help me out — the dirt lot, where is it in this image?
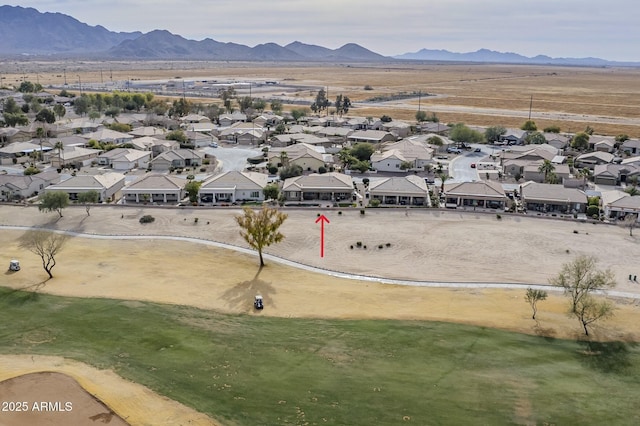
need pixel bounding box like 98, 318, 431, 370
2, 204, 640, 425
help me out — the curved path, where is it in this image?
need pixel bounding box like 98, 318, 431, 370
4, 225, 638, 300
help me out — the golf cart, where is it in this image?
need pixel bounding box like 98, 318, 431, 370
254, 295, 264, 310
9, 260, 20, 272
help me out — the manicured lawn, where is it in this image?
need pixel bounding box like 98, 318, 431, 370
1, 286, 639, 425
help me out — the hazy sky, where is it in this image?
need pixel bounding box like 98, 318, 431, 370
7, 0, 640, 61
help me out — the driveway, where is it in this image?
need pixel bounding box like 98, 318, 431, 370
201, 145, 261, 172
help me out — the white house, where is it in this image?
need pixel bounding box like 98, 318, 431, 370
198, 171, 269, 204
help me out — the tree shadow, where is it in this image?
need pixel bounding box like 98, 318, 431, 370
576, 340, 637, 374
221, 266, 277, 312
0, 279, 48, 305
533, 322, 557, 342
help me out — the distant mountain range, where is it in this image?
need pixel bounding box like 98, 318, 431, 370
393, 48, 638, 66
0, 5, 636, 66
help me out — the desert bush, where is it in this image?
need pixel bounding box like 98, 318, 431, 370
139, 215, 155, 224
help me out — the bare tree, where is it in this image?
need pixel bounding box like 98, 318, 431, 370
525, 288, 548, 320
235, 206, 287, 267
549, 255, 616, 336
77, 190, 100, 216
20, 231, 69, 279
619, 213, 638, 237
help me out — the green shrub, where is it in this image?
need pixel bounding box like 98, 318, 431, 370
496, 214, 502, 220
586, 205, 599, 217
139, 215, 155, 224
369, 199, 381, 207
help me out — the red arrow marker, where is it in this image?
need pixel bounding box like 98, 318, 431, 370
315, 214, 330, 258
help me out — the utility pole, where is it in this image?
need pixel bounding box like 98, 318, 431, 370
418, 90, 422, 112
63, 68, 67, 86
528, 95, 533, 121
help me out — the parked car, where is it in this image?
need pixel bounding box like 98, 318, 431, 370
424, 177, 435, 184
209, 142, 218, 148
470, 163, 476, 168
446, 147, 462, 154
474, 147, 482, 153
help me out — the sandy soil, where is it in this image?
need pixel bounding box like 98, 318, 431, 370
0, 356, 217, 426
2, 204, 640, 425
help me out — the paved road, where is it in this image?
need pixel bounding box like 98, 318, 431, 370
4, 225, 638, 300
201, 145, 261, 172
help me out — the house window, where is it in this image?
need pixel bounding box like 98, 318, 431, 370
250, 191, 260, 198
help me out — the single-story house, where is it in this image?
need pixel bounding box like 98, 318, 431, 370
443, 181, 508, 210
373, 138, 434, 171
544, 133, 570, 150
129, 136, 179, 155
347, 130, 396, 144
370, 150, 408, 172
121, 174, 186, 204
522, 162, 570, 183
0, 174, 47, 201
382, 121, 412, 138
83, 128, 134, 145
149, 149, 204, 170
218, 112, 247, 127
0, 141, 49, 165
368, 175, 430, 206
45, 172, 125, 202
270, 133, 331, 148
621, 139, 640, 155
593, 163, 640, 186
180, 114, 212, 124
575, 151, 615, 169
602, 191, 640, 220
520, 182, 587, 214
592, 138, 615, 153
96, 148, 152, 171
198, 171, 269, 204
129, 126, 167, 138
44, 135, 90, 149
282, 172, 353, 202
47, 146, 102, 168
268, 143, 332, 172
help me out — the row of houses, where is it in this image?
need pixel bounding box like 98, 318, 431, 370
4, 171, 430, 207
4, 166, 638, 221
443, 180, 640, 219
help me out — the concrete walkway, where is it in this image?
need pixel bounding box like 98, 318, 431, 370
4, 225, 638, 300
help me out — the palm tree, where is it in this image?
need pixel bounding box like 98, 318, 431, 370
577, 167, 592, 190
35, 127, 45, 163
538, 160, 555, 183
437, 172, 450, 194
279, 151, 289, 168
54, 141, 64, 170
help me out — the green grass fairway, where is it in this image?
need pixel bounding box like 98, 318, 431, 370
2, 286, 639, 425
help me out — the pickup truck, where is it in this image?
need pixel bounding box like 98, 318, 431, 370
446, 147, 462, 154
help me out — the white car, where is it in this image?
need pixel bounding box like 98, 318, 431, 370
209, 142, 218, 148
